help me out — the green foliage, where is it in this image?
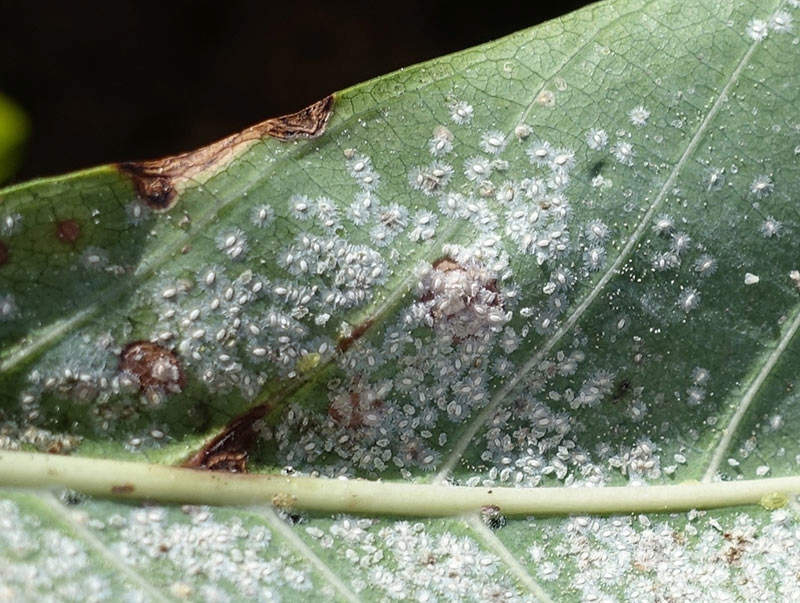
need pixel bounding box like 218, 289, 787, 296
0, 93, 28, 184
2, 0, 800, 599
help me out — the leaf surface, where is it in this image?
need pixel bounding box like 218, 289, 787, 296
2, 0, 800, 600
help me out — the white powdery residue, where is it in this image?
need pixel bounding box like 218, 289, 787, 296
408, 161, 453, 195
586, 128, 608, 150
1, 212, 22, 235
479, 129, 506, 155
0, 499, 122, 600
102, 505, 314, 599
547, 512, 800, 601
416, 256, 509, 342
608, 437, 661, 479
750, 174, 774, 198
320, 519, 522, 601
746, 18, 769, 41
677, 287, 700, 313
0, 292, 19, 321
769, 11, 793, 34
628, 105, 650, 127
760, 216, 782, 238
612, 140, 635, 165
450, 100, 474, 124
428, 125, 454, 156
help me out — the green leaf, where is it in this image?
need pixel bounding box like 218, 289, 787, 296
2, 0, 800, 600
0, 93, 29, 184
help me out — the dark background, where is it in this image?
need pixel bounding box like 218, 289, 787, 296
2, 1, 593, 181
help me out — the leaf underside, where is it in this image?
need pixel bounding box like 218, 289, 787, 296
2, 0, 800, 600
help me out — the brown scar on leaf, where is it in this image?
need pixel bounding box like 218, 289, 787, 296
0, 240, 8, 267
271, 492, 298, 509
183, 403, 271, 472
56, 219, 81, 244
431, 256, 461, 272
110, 483, 135, 494
336, 318, 374, 353
118, 94, 334, 211
119, 341, 185, 397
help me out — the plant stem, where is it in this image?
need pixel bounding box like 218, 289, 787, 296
1, 450, 798, 517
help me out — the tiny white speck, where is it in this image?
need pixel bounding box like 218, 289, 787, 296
746, 18, 769, 41
744, 273, 759, 285
628, 105, 650, 127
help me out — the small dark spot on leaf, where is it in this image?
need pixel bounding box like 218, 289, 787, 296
56, 219, 81, 244
111, 483, 135, 494
480, 505, 506, 530
612, 377, 632, 403
59, 489, 86, 505
589, 159, 605, 178
119, 341, 184, 397
0, 240, 8, 267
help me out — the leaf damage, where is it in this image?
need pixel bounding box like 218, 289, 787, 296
117, 95, 334, 211
182, 403, 271, 472
119, 341, 185, 401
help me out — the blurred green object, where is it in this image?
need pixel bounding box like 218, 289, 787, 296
0, 93, 29, 184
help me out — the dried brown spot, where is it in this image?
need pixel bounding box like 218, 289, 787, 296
0, 240, 8, 267
420, 257, 503, 343
431, 256, 461, 272
119, 341, 184, 397
111, 483, 135, 494
328, 388, 383, 429
271, 493, 297, 509
183, 403, 271, 472
56, 219, 81, 244
722, 532, 750, 565
336, 318, 374, 353
118, 95, 334, 211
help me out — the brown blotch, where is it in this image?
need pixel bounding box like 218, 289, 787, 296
328, 388, 383, 429
0, 240, 8, 266
56, 219, 81, 244
722, 532, 750, 565
118, 95, 334, 211
119, 341, 185, 396
183, 403, 271, 472
431, 256, 461, 272
336, 318, 374, 353
422, 256, 501, 305
111, 483, 135, 494
271, 492, 298, 509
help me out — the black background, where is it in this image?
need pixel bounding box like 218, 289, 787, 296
2, 1, 593, 181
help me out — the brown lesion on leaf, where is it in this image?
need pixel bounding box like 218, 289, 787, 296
722, 531, 751, 565
182, 403, 271, 472
336, 318, 374, 353
271, 492, 298, 509
430, 256, 461, 273
110, 483, 135, 494
117, 94, 334, 211
119, 341, 185, 402
56, 219, 81, 244
0, 240, 8, 267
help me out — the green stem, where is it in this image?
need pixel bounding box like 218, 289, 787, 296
1, 450, 797, 517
